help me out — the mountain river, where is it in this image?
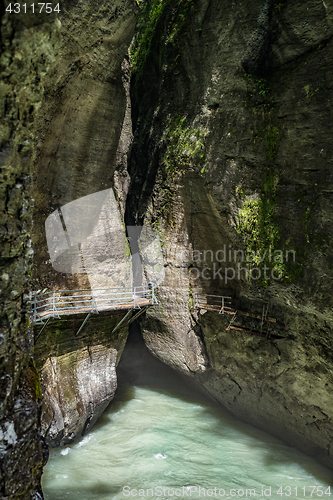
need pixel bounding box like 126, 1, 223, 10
42, 331, 333, 500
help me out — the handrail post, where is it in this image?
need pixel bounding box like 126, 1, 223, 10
133, 287, 137, 308
34, 294, 37, 322
53, 292, 55, 316
92, 289, 95, 312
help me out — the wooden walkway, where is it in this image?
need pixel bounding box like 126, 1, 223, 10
195, 294, 235, 314
195, 293, 276, 338
31, 284, 158, 337
36, 297, 151, 320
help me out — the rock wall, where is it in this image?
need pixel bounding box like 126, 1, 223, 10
34, 313, 128, 447
30, 0, 138, 448
0, 4, 60, 498
1, 0, 139, 492
127, 0, 333, 468
32, 0, 138, 292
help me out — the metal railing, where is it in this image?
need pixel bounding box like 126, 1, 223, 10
195, 294, 233, 314
31, 283, 158, 324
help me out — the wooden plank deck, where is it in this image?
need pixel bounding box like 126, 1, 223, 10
36, 297, 151, 320
197, 303, 236, 314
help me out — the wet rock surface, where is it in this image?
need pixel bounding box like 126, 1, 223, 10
1, 0, 137, 494
34, 313, 129, 447
3, 0, 333, 494
35, 311, 128, 447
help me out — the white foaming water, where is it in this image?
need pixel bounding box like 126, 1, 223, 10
42, 333, 333, 500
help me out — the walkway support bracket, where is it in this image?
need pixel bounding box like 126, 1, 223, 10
76, 312, 92, 337
112, 309, 133, 334
34, 317, 51, 344
128, 307, 147, 325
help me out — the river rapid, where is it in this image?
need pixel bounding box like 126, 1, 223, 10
42, 331, 333, 500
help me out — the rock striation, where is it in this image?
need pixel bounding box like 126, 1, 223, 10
32, 0, 138, 292
34, 313, 128, 447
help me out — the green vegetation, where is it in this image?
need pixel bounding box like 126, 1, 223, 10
236, 169, 286, 283
237, 199, 261, 264
244, 73, 274, 110
149, 116, 205, 229
236, 172, 327, 283
274, 1, 287, 12
265, 126, 279, 160
162, 116, 205, 176
243, 72, 279, 156
28, 358, 42, 400
232, 185, 249, 198
303, 84, 314, 100
153, 186, 175, 228
240, 73, 298, 282
130, 0, 197, 74
125, 236, 131, 258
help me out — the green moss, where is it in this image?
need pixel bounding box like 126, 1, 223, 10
125, 236, 131, 258
162, 116, 205, 177
244, 73, 274, 111
237, 173, 315, 283
237, 199, 261, 263
130, 0, 196, 74
130, 0, 168, 74
232, 185, 249, 197
284, 245, 307, 280
303, 84, 314, 100
236, 169, 286, 283
265, 126, 279, 160
28, 358, 42, 400
244, 73, 280, 163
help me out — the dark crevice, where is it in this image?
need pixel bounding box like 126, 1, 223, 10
242, 0, 275, 77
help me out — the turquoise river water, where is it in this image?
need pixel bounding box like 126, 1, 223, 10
42, 332, 333, 500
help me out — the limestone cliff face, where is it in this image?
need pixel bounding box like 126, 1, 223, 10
127, 0, 333, 468
32, 0, 138, 292
0, 6, 60, 498
30, 0, 138, 448
34, 314, 128, 447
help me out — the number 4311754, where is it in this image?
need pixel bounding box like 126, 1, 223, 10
6, 3, 61, 13
277, 486, 331, 496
